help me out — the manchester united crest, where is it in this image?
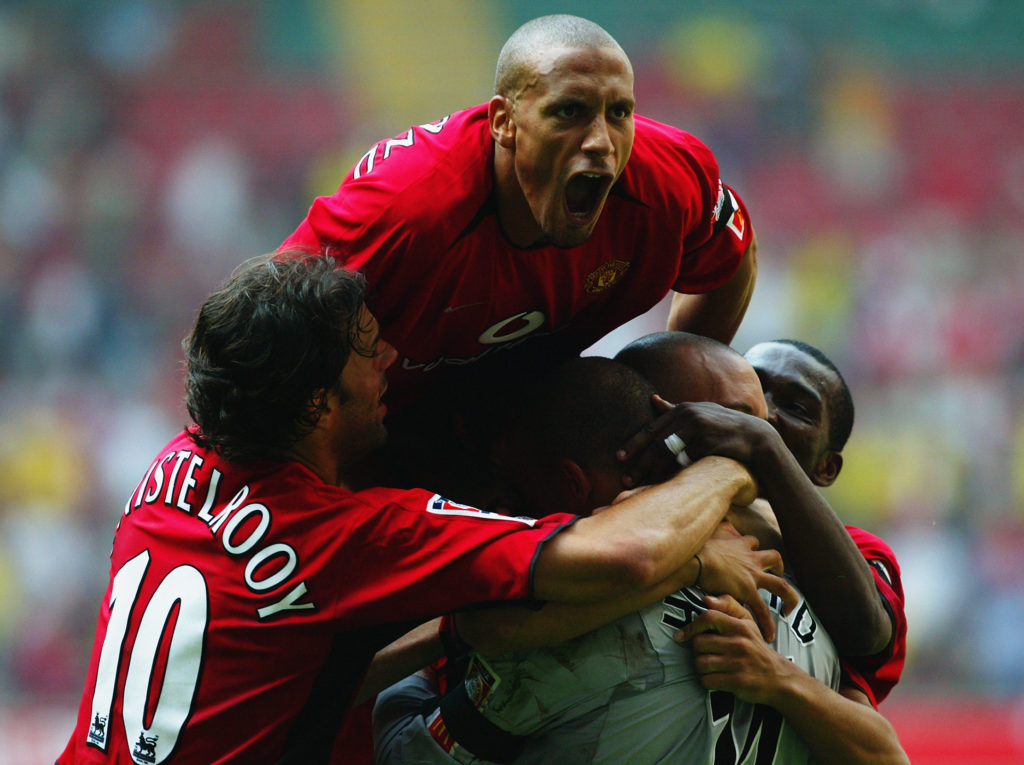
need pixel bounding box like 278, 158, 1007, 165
585, 259, 630, 294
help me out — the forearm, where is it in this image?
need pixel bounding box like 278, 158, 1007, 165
687, 597, 906, 765
755, 443, 891, 656
354, 618, 444, 705
667, 232, 757, 343
768, 677, 909, 765
533, 456, 755, 603
459, 558, 701, 655
470, 525, 796, 654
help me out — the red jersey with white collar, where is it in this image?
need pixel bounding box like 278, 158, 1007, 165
58, 430, 575, 764
842, 525, 907, 706
282, 104, 752, 412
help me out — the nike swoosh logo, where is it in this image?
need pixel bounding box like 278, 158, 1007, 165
443, 302, 485, 314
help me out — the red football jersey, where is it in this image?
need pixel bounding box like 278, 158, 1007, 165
282, 104, 753, 412
841, 525, 908, 706
58, 431, 575, 763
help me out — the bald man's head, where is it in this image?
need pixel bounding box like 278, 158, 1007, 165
494, 14, 629, 97
615, 331, 767, 418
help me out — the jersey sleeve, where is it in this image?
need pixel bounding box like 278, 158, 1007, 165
842, 525, 908, 706
672, 181, 753, 293
630, 117, 754, 295
327, 489, 578, 627
279, 109, 489, 293
279, 152, 429, 286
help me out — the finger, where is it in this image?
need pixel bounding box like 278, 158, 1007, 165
673, 613, 720, 643
757, 572, 800, 616
739, 533, 761, 552
691, 631, 732, 658
622, 449, 676, 488
621, 440, 681, 488
673, 602, 742, 643
684, 605, 758, 645
673, 624, 697, 643
716, 520, 742, 537
747, 594, 776, 643
617, 406, 680, 462
697, 672, 736, 692
694, 652, 731, 675
652, 394, 676, 412
617, 420, 670, 486
702, 594, 750, 619
692, 643, 749, 671
617, 419, 662, 463
755, 547, 784, 576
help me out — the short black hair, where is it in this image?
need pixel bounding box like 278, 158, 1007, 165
511, 356, 657, 475
771, 339, 855, 451
184, 253, 367, 462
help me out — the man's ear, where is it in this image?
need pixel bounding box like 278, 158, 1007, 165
488, 95, 516, 149
311, 387, 342, 430
811, 451, 843, 487
557, 459, 591, 511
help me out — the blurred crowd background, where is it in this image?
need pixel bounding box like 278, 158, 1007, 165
1, 1, 1022, 761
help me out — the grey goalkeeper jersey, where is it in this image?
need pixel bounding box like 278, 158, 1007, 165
373, 585, 839, 765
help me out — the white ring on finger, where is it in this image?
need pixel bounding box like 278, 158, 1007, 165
663, 433, 692, 467
663, 433, 686, 456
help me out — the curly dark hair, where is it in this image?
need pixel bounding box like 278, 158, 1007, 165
183, 252, 368, 462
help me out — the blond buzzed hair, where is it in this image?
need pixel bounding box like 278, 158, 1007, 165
494, 14, 628, 96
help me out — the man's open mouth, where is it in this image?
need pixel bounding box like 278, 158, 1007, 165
565, 172, 610, 219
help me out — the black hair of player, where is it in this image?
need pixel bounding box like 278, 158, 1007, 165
511, 355, 659, 475
183, 252, 368, 462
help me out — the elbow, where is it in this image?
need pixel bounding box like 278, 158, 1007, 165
860, 614, 892, 659
607, 539, 667, 592
833, 609, 894, 658
862, 621, 895, 658
569, 538, 667, 601
869, 724, 912, 765
859, 605, 896, 658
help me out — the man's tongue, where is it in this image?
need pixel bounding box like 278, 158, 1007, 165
566, 175, 600, 216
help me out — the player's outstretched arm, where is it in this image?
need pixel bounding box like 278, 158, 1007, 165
458, 526, 797, 655
678, 595, 910, 765
458, 564, 698, 657
531, 456, 755, 604
667, 230, 757, 344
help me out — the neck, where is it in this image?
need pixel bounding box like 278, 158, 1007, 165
493, 149, 544, 247
282, 439, 345, 488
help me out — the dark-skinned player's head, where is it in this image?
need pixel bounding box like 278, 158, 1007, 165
744, 339, 854, 487
615, 331, 767, 418
501, 356, 658, 518
489, 15, 635, 248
